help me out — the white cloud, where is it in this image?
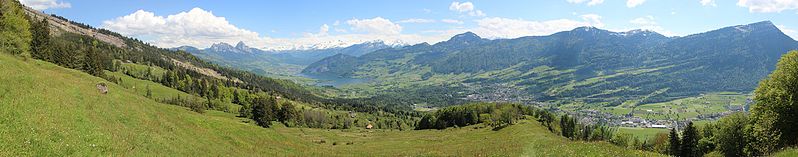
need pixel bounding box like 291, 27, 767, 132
629, 16, 657, 26
346, 17, 403, 35
397, 18, 436, 24
700, 0, 717, 6
776, 24, 798, 40
580, 14, 604, 27
319, 24, 330, 35
626, 0, 646, 8
449, 2, 475, 12
472, 14, 604, 39
102, 8, 265, 48
566, 0, 605, 6
450, 1, 486, 17
305, 24, 330, 37
101, 8, 457, 50
20, 0, 71, 10
627, 15, 677, 36
441, 19, 464, 24
469, 10, 486, 17
737, 0, 798, 13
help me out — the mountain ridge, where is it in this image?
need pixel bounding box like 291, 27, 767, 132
302, 20, 798, 106
177, 40, 401, 77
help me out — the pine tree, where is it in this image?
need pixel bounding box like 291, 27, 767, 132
669, 127, 681, 156
30, 18, 51, 61
680, 122, 698, 157
232, 90, 241, 104
83, 47, 103, 76
251, 96, 276, 128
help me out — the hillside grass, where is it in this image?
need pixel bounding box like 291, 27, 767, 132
618, 127, 668, 141
0, 54, 662, 156
585, 92, 750, 120
774, 148, 798, 157
106, 70, 240, 113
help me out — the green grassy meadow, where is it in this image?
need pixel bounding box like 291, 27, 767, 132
587, 92, 751, 120
617, 127, 669, 141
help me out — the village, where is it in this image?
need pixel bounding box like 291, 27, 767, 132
461, 84, 754, 130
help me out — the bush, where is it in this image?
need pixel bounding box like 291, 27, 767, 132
748, 50, 798, 155
610, 132, 635, 149
715, 113, 748, 157
0, 0, 32, 57
415, 103, 536, 130
158, 96, 207, 113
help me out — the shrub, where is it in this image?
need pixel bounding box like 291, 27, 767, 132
715, 113, 748, 157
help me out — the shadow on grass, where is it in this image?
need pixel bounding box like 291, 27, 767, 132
492, 125, 509, 131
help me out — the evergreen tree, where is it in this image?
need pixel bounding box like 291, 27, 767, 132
82, 45, 104, 77
30, 18, 51, 60
680, 122, 698, 157
0, 0, 32, 57
232, 90, 241, 104
278, 101, 299, 126
560, 115, 575, 139
669, 128, 681, 156
251, 96, 276, 128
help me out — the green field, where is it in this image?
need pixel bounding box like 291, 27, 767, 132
590, 92, 751, 120
0, 54, 663, 156
617, 127, 669, 141
775, 148, 798, 157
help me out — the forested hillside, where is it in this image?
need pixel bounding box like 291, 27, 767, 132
176, 40, 395, 78
304, 21, 798, 106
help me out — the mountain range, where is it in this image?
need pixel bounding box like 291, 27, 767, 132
174, 40, 400, 77
302, 21, 798, 106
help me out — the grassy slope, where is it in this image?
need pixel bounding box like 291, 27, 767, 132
618, 127, 668, 141
775, 148, 798, 157
0, 54, 660, 156
0, 54, 312, 156
106, 70, 240, 113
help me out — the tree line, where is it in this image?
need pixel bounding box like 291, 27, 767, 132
415, 103, 538, 130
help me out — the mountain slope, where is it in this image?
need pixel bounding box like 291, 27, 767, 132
20, 4, 332, 108
0, 54, 304, 156
303, 21, 798, 106
179, 41, 395, 77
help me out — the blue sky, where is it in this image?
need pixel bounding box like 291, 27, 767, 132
21, 0, 798, 49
